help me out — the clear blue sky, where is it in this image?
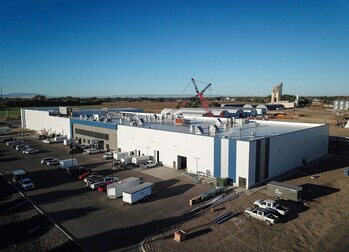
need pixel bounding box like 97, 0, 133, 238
1, 0, 348, 97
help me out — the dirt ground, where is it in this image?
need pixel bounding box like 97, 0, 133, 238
143, 141, 349, 252
0, 175, 82, 251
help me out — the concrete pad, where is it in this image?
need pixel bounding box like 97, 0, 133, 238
135, 166, 183, 180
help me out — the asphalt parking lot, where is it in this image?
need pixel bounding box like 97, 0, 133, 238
0, 133, 211, 251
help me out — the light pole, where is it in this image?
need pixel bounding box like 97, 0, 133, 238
111, 156, 114, 176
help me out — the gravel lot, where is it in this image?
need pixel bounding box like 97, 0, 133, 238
0, 174, 82, 251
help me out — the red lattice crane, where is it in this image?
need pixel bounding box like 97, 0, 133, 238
191, 78, 213, 117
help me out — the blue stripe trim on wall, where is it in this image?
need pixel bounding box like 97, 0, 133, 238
70, 118, 118, 130
214, 137, 221, 178
228, 139, 237, 182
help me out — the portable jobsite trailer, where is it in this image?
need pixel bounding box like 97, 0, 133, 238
267, 181, 302, 202
107, 177, 140, 199
122, 182, 154, 204
113, 151, 129, 161
120, 155, 137, 165
59, 158, 78, 169
131, 155, 150, 165
0, 126, 11, 135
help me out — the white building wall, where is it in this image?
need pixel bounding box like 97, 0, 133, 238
23, 109, 71, 138
220, 138, 229, 177
268, 125, 329, 177
236, 141, 251, 188
117, 125, 215, 175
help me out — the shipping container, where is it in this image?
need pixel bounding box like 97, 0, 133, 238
59, 158, 78, 169
107, 177, 140, 199
267, 181, 302, 202
122, 182, 154, 204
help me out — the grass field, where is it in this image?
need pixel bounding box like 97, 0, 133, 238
0, 108, 20, 120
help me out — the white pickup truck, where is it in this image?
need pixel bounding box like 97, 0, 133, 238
244, 207, 279, 225
253, 199, 289, 216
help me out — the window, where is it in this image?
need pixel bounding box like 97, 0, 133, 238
75, 128, 109, 140
87, 140, 90, 144
83, 138, 86, 143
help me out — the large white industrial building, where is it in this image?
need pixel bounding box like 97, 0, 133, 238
20, 107, 329, 189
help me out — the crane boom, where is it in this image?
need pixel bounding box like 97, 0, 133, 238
191, 78, 213, 116
191, 78, 200, 94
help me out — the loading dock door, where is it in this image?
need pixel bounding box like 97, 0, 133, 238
177, 155, 187, 170
239, 177, 247, 188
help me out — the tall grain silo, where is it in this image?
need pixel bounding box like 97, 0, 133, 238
344, 101, 349, 110
333, 100, 339, 110
339, 100, 344, 110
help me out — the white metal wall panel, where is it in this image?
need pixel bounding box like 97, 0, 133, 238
220, 138, 229, 178
117, 125, 214, 176
236, 141, 251, 187
23, 109, 72, 138
268, 125, 329, 177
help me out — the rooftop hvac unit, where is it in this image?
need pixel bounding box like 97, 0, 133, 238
137, 118, 144, 126
209, 125, 220, 133
195, 126, 204, 135
255, 122, 260, 127
190, 125, 194, 133
250, 131, 256, 137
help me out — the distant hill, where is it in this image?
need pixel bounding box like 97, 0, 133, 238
1, 93, 51, 98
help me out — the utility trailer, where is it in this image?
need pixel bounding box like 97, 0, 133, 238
63, 139, 75, 146
59, 158, 78, 169
122, 182, 154, 205
131, 155, 150, 165
107, 177, 140, 199
120, 155, 137, 165
0, 126, 11, 135
54, 136, 67, 143
113, 151, 129, 161
267, 181, 302, 202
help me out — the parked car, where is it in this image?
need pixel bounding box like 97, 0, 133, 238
18, 178, 35, 190
35, 135, 47, 140
253, 199, 289, 216
103, 152, 113, 159
68, 146, 83, 154
97, 181, 113, 192
67, 166, 92, 177
112, 162, 124, 172
84, 174, 103, 184
18, 132, 29, 136
16, 144, 30, 151
0, 137, 15, 143
41, 157, 55, 165
78, 144, 89, 150
89, 176, 118, 189
79, 171, 94, 180
142, 160, 157, 169
42, 139, 53, 144
24, 148, 39, 154
244, 207, 279, 225
84, 148, 100, 155
10, 141, 24, 148
46, 159, 60, 166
